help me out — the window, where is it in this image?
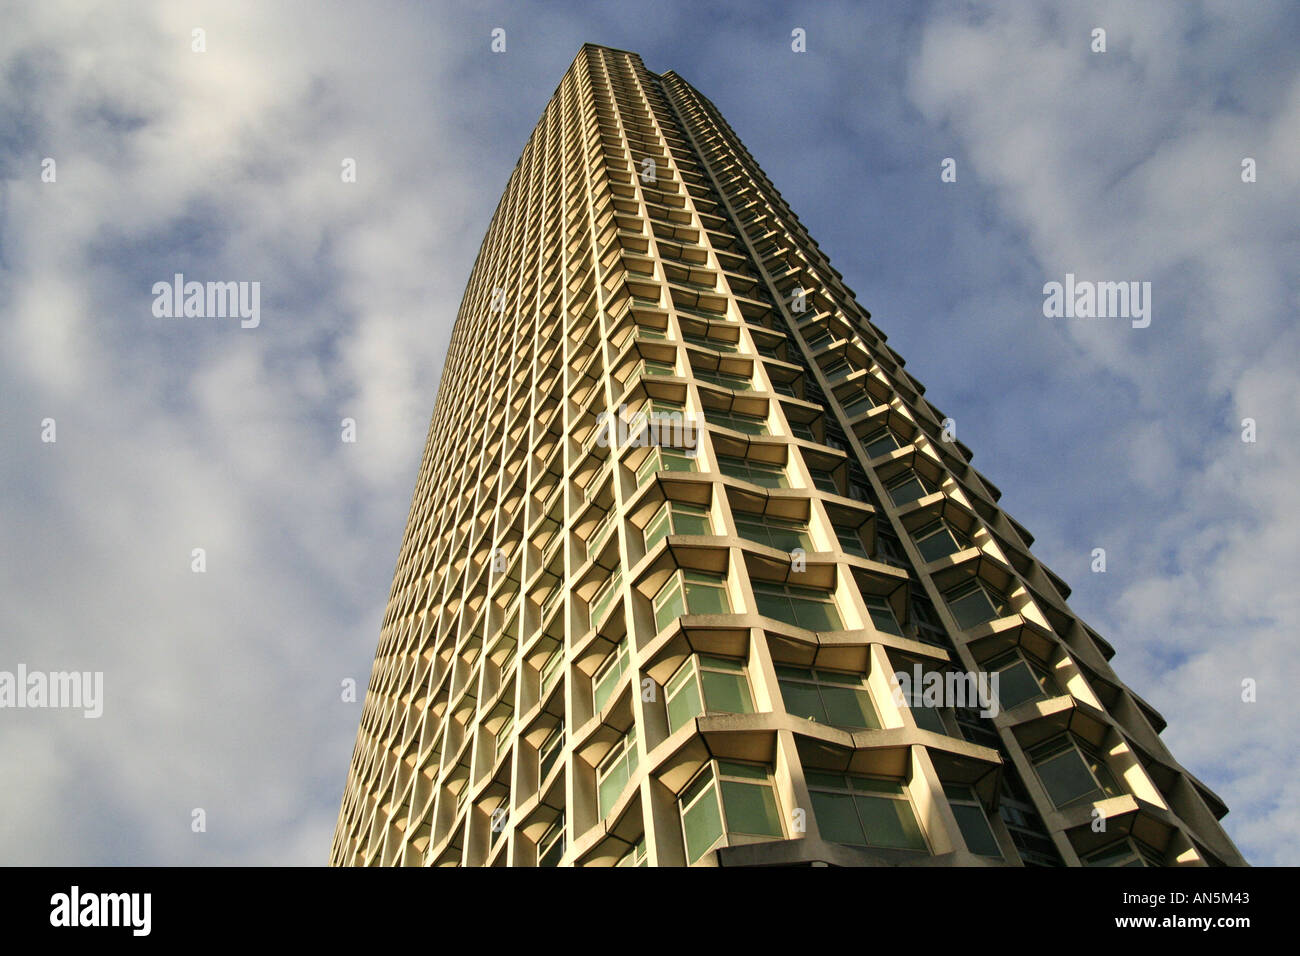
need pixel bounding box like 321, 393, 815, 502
809, 468, 839, 494
732, 512, 812, 552
849, 479, 876, 503
633, 324, 666, 341
596, 726, 639, 818
493, 709, 515, 763
683, 332, 738, 353
537, 815, 565, 867
847, 465, 877, 505
587, 507, 618, 553
679, 761, 784, 864
834, 525, 868, 557
776, 665, 880, 729
615, 835, 648, 867
539, 647, 563, 696
665, 655, 753, 733
944, 784, 1002, 858
695, 368, 752, 391
589, 570, 623, 628
643, 501, 711, 552
802, 327, 833, 350
860, 426, 901, 459
897, 668, 949, 734
863, 594, 903, 636
624, 358, 675, 392
647, 398, 687, 417
489, 797, 509, 848
452, 776, 470, 816
706, 409, 768, 435
637, 400, 694, 450
717, 455, 785, 489
886, 470, 935, 506
806, 772, 928, 852
652, 570, 731, 631
912, 518, 964, 563
788, 419, 816, 441
679, 768, 724, 864
751, 581, 843, 630
1027, 734, 1122, 809
822, 355, 852, 377
986, 649, 1060, 710
540, 583, 563, 619
1082, 837, 1164, 867
840, 393, 877, 419
635, 447, 697, 487
592, 639, 630, 713
943, 579, 1010, 630
909, 596, 948, 646
538, 722, 564, 782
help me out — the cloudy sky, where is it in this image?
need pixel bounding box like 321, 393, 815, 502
1, 0, 1295, 866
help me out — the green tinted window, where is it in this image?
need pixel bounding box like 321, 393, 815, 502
538, 723, 564, 781
683, 571, 730, 615
592, 641, 628, 712
672, 504, 711, 535
777, 666, 879, 729
913, 519, 962, 563
856, 793, 927, 850
810, 469, 839, 493
680, 771, 723, 863
643, 506, 671, 552
808, 774, 927, 852
861, 427, 900, 459
864, 594, 903, 636
841, 394, 876, 418
752, 582, 842, 631
811, 791, 863, 843
721, 779, 783, 837
652, 578, 686, 631
590, 570, 623, 627
636, 448, 698, 487
951, 803, 1001, 857
988, 650, 1058, 710
644, 502, 710, 552
887, 472, 929, 505
597, 728, 639, 818
733, 513, 812, 552
700, 661, 753, 714
1029, 736, 1120, 808
706, 409, 768, 435
835, 526, 868, 556
653, 571, 729, 631
666, 657, 704, 733
944, 579, 1004, 629
717, 455, 787, 488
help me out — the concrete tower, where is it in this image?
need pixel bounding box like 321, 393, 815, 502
330, 44, 1245, 868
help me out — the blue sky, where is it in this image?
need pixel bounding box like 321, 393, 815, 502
1, 0, 1296, 865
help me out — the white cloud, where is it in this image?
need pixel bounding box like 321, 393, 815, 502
0, 0, 500, 864
908, 0, 1299, 864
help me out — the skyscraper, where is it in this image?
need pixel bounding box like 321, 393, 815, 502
330, 44, 1245, 867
